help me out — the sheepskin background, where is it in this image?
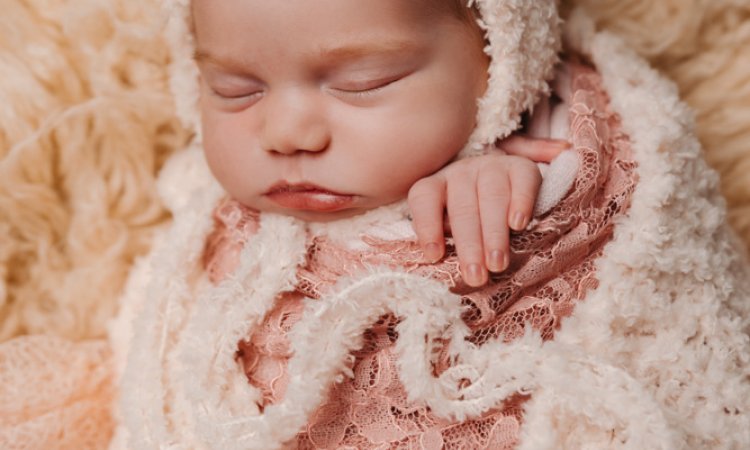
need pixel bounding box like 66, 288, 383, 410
0, 0, 748, 344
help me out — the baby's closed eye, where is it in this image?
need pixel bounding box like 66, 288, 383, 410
327, 72, 408, 97
202, 71, 265, 102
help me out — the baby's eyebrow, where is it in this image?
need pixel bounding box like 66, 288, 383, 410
193, 49, 236, 70
193, 39, 423, 73
313, 39, 423, 64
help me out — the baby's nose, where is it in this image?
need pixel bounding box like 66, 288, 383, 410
260, 90, 331, 155
265, 126, 329, 155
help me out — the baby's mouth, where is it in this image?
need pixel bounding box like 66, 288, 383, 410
265, 182, 356, 212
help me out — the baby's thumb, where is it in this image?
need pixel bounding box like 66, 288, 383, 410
498, 135, 570, 163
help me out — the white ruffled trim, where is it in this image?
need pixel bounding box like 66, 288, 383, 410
176, 214, 308, 449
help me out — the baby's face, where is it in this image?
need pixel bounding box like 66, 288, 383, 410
193, 0, 488, 221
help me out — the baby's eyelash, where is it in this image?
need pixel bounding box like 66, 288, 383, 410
211, 89, 264, 101
334, 76, 403, 97
339, 83, 390, 97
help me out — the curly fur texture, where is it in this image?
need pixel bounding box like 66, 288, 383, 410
0, 0, 748, 348
0, 0, 189, 342
568, 0, 750, 256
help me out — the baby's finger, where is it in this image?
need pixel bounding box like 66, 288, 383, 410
408, 176, 447, 263
507, 158, 542, 231
446, 172, 487, 287
476, 166, 511, 272
500, 134, 570, 163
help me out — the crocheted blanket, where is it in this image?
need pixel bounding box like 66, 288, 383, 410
106, 14, 750, 449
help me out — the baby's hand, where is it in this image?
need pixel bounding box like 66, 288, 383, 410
408, 135, 570, 287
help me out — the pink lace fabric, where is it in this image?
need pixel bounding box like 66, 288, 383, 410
204, 64, 637, 449
0, 335, 115, 450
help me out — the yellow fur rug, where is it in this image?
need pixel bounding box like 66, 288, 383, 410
0, 0, 748, 344
0, 0, 189, 342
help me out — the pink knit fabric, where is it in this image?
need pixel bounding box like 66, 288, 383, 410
203, 64, 638, 449
0, 336, 115, 450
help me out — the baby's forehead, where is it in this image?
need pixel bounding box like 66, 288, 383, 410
178, 0, 561, 149
189, 0, 481, 58
190, 0, 472, 26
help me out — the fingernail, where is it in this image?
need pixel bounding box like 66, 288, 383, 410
425, 243, 441, 262
489, 250, 503, 272
466, 264, 484, 286
511, 211, 527, 230
502, 252, 510, 271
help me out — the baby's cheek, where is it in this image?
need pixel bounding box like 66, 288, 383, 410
203, 142, 228, 184
202, 122, 250, 195
414, 113, 474, 166
204, 150, 239, 198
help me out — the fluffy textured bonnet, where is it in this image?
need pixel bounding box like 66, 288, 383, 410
163, 0, 560, 156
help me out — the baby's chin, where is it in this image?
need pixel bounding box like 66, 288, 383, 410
252, 196, 401, 223
276, 207, 372, 223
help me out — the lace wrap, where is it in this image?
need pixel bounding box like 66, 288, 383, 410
203, 64, 637, 449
